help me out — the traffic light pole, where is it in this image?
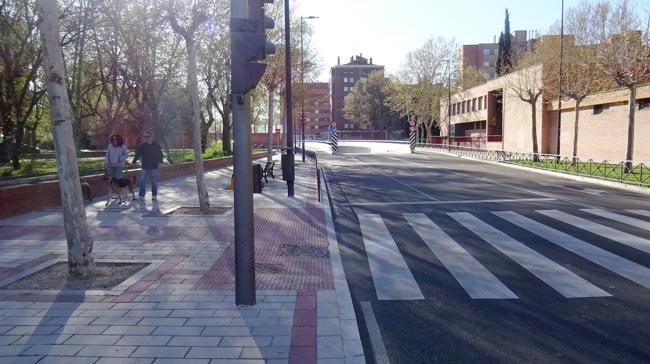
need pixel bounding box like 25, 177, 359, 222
284, 0, 295, 197
231, 0, 255, 306
232, 93, 255, 306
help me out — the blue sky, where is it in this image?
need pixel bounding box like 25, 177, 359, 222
297, 0, 590, 80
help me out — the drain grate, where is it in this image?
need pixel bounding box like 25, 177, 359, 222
280, 244, 330, 258
255, 263, 283, 274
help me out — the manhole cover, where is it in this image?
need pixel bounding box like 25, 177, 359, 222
255, 263, 283, 274
280, 244, 329, 258
167, 207, 232, 216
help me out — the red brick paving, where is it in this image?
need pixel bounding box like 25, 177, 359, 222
193, 207, 334, 290
289, 289, 317, 364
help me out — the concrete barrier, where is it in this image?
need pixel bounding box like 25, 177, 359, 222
305, 140, 410, 154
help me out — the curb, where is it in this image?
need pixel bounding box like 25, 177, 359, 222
417, 149, 650, 196
320, 165, 367, 363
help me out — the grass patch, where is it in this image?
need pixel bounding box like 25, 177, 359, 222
507, 159, 650, 187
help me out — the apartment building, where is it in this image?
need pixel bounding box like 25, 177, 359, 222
461, 30, 532, 81
330, 54, 384, 129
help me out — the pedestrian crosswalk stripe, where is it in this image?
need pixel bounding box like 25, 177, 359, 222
449, 213, 610, 298
582, 209, 650, 232
537, 210, 650, 255
494, 211, 650, 289
357, 214, 424, 301
627, 210, 650, 218
404, 213, 518, 299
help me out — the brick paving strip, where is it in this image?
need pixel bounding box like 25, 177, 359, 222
0, 160, 366, 363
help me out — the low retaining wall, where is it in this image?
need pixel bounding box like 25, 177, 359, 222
0, 153, 265, 219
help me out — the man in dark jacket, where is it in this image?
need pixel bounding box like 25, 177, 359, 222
131, 131, 163, 200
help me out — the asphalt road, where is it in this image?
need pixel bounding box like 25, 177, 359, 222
321, 150, 650, 364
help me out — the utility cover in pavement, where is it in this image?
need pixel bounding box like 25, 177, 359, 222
280, 244, 330, 258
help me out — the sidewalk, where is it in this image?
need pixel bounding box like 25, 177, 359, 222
0, 156, 365, 363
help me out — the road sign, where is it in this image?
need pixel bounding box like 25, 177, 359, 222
331, 127, 337, 132
409, 126, 415, 132
295, 129, 300, 135
331, 121, 336, 128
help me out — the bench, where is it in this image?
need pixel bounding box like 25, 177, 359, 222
262, 161, 275, 183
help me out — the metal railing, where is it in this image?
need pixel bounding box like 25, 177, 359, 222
416, 143, 650, 187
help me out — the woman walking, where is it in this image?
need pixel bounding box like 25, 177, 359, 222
105, 134, 128, 179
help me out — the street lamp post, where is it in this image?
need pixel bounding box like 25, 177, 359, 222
284, 0, 294, 197
556, 0, 565, 161
447, 59, 452, 151
300, 15, 318, 163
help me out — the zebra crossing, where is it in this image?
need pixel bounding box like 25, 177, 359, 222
358, 209, 650, 301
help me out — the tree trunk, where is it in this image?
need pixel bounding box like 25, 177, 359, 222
222, 110, 232, 155
186, 36, 210, 211
38, 0, 95, 276
625, 86, 636, 173
267, 90, 274, 162
425, 123, 432, 145
572, 101, 581, 165
531, 100, 539, 162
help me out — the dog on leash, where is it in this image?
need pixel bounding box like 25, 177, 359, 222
103, 172, 137, 206
80, 178, 93, 202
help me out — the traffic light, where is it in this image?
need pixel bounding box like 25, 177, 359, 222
231, 0, 276, 94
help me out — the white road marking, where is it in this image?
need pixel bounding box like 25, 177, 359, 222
358, 214, 424, 301
404, 213, 517, 299
582, 209, 650, 232
628, 210, 650, 218
449, 213, 610, 298
351, 156, 439, 201
360, 301, 391, 364
494, 211, 650, 289
537, 210, 650, 255
342, 197, 555, 207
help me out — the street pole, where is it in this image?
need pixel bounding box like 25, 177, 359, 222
299, 16, 318, 162
447, 59, 452, 151
284, 0, 295, 197
300, 17, 305, 162
556, 0, 564, 161
231, 0, 255, 306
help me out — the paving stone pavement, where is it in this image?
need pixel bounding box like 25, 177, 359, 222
0, 156, 365, 364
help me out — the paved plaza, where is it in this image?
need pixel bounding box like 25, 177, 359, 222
0, 157, 365, 363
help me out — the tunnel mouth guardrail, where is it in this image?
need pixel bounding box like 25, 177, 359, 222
416, 143, 650, 188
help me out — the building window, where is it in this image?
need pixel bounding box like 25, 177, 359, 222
478, 97, 483, 110
344, 87, 349, 92
461, 101, 465, 113
314, 110, 319, 114
639, 98, 650, 110
483, 61, 490, 67
483, 49, 490, 55
472, 98, 476, 111
484, 72, 490, 80
593, 104, 609, 114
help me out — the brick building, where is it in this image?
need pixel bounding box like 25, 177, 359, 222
302, 82, 332, 139
461, 30, 532, 81
440, 64, 650, 162
330, 54, 384, 130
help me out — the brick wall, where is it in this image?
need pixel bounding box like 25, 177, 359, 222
0, 153, 265, 220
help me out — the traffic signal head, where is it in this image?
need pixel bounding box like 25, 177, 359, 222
231, 0, 276, 94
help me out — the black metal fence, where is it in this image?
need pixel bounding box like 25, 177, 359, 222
416, 143, 650, 188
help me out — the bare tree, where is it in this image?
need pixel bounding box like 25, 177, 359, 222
505, 53, 544, 161
38, 0, 95, 276
597, 0, 650, 169
168, 1, 210, 211
542, 0, 615, 163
